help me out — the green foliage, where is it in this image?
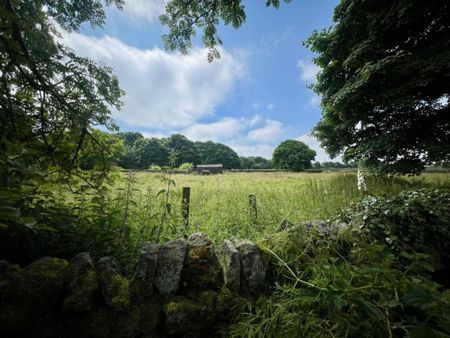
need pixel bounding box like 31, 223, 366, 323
164, 134, 200, 167
0, 0, 124, 180
79, 130, 125, 171
272, 140, 316, 171
225, 205, 450, 337
0, 0, 127, 258
196, 141, 240, 169
149, 165, 162, 171
132, 138, 170, 169
115, 134, 242, 170
115, 132, 144, 148
115, 132, 144, 169
321, 161, 357, 169
160, 0, 292, 61
307, 0, 450, 174
178, 163, 193, 171
239, 156, 272, 170
340, 189, 450, 264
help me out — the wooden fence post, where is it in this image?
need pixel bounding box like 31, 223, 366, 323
182, 187, 191, 229
249, 194, 257, 226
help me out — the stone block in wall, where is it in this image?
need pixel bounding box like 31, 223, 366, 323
234, 240, 269, 294
0, 257, 68, 338
98, 257, 130, 311
181, 233, 223, 290
61, 300, 161, 338
63, 252, 100, 312
217, 240, 240, 292
154, 238, 187, 295
130, 242, 160, 301
0, 260, 21, 301
163, 291, 216, 336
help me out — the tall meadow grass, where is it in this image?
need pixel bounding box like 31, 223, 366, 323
109, 172, 449, 243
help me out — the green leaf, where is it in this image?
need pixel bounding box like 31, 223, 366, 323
20, 216, 37, 228
0, 206, 21, 220
156, 189, 166, 197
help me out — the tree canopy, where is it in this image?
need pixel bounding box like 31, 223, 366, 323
272, 140, 316, 171
195, 141, 240, 169
160, 0, 291, 61
307, 0, 450, 174
133, 138, 170, 169
163, 134, 201, 166
0, 0, 124, 187
113, 134, 242, 169
239, 156, 272, 170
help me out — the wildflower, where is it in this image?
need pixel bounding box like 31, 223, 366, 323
357, 167, 367, 192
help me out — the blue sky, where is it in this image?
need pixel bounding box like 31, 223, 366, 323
61, 0, 340, 161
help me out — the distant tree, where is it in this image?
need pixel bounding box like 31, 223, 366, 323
196, 141, 240, 169
320, 161, 357, 169
239, 156, 272, 169
133, 138, 170, 169
307, 0, 450, 174
115, 132, 144, 147
272, 140, 316, 171
313, 161, 322, 169
115, 132, 145, 169
164, 134, 200, 167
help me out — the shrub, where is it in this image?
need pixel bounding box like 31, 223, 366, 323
340, 189, 450, 264
178, 162, 193, 171
149, 165, 162, 171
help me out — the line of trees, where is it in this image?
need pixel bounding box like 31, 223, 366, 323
110, 134, 354, 171
114, 133, 241, 169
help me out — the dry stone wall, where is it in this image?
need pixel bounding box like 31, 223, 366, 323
0, 233, 270, 338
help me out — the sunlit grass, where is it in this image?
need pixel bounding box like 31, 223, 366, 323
112, 171, 449, 243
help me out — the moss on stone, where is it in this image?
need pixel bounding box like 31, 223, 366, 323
0, 257, 68, 337
63, 253, 100, 313
109, 274, 130, 310
61, 300, 161, 338
181, 240, 223, 290
163, 293, 216, 336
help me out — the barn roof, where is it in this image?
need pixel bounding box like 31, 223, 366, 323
196, 164, 223, 168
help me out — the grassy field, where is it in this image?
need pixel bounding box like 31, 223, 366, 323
110, 171, 449, 244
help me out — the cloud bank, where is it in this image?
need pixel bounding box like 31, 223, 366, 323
61, 30, 245, 129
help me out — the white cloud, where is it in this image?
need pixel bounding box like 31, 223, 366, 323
166, 115, 285, 158
141, 131, 171, 139
120, 0, 168, 22
309, 94, 321, 107
249, 114, 263, 127
229, 143, 275, 159
247, 119, 284, 143
297, 59, 320, 83
60, 30, 245, 129
296, 134, 342, 163
182, 118, 244, 142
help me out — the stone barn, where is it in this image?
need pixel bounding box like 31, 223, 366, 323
196, 164, 223, 175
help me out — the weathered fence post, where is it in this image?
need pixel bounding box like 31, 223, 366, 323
249, 194, 257, 226
182, 187, 191, 229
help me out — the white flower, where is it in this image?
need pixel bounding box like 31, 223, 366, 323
357, 167, 367, 192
